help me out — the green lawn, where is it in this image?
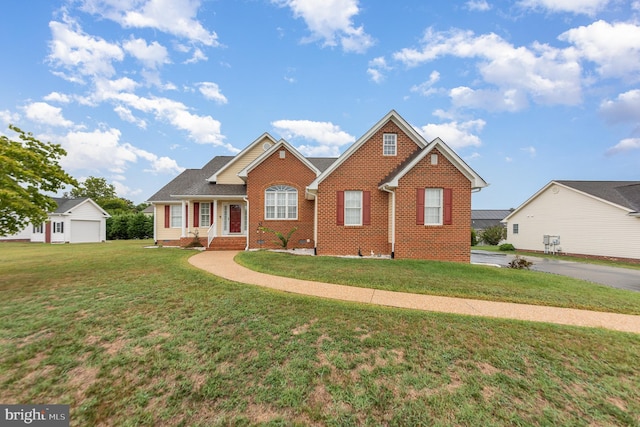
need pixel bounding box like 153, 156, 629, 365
1, 242, 639, 426
236, 250, 640, 315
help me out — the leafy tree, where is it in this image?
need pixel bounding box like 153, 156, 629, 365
0, 125, 77, 236
69, 176, 116, 205
101, 197, 136, 215
480, 225, 507, 246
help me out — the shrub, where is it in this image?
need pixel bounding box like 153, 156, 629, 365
499, 243, 515, 251
507, 255, 533, 270
258, 226, 298, 249
481, 225, 506, 246
471, 229, 478, 246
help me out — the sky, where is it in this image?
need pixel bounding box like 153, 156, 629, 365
1, 0, 639, 209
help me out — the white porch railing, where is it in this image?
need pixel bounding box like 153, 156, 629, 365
207, 222, 216, 247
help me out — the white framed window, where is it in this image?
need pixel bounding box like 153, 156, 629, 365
425, 188, 443, 225
383, 133, 397, 156
200, 203, 211, 227
33, 224, 43, 234
513, 224, 519, 234
53, 222, 64, 233
265, 185, 297, 220
344, 191, 362, 226
170, 205, 182, 228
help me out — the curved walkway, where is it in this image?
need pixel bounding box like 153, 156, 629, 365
189, 251, 640, 334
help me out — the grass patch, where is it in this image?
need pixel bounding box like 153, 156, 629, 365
236, 251, 640, 315
1, 242, 639, 426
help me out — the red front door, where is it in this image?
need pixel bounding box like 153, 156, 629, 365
229, 204, 242, 233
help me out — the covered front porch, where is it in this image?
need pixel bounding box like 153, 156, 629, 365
176, 198, 248, 250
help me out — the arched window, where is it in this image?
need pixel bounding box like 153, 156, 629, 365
265, 185, 297, 220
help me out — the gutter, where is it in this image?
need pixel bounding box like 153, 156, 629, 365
380, 185, 396, 259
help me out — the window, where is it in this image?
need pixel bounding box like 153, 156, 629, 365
513, 224, 519, 234
416, 188, 452, 226
425, 189, 443, 225
53, 222, 64, 233
383, 133, 397, 156
200, 203, 211, 227
344, 191, 362, 226
265, 185, 297, 220
170, 205, 182, 228
33, 224, 43, 234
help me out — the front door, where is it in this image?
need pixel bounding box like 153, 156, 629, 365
229, 204, 242, 233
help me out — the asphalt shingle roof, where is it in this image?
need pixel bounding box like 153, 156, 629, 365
147, 155, 339, 201
51, 197, 89, 213
556, 180, 640, 212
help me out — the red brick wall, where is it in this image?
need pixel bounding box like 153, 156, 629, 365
394, 148, 471, 262
246, 147, 316, 250
316, 120, 422, 257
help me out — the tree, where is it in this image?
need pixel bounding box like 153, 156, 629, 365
69, 176, 116, 205
480, 225, 507, 246
101, 197, 136, 215
0, 125, 77, 236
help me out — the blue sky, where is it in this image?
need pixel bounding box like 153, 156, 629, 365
1, 0, 639, 209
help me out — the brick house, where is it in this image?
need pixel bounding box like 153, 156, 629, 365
147, 110, 487, 262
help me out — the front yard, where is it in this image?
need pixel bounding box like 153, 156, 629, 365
1, 242, 639, 426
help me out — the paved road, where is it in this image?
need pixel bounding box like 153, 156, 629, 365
471, 250, 640, 292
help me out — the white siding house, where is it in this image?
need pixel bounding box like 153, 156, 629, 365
502, 181, 640, 260
0, 198, 110, 244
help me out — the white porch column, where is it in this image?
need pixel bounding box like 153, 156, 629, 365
181, 200, 187, 238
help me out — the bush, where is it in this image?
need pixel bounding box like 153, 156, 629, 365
507, 256, 533, 270
107, 213, 153, 240
471, 229, 478, 246
481, 225, 506, 246
499, 243, 515, 251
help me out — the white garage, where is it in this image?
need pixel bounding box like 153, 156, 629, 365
70, 220, 102, 243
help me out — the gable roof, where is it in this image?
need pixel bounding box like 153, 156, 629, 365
472, 209, 512, 230
50, 197, 110, 217
207, 133, 278, 183
238, 139, 321, 180
147, 156, 242, 201
504, 180, 640, 221
379, 137, 488, 191
308, 110, 428, 192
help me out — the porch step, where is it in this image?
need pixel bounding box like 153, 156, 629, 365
207, 237, 246, 251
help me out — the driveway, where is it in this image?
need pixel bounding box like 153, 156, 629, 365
471, 250, 640, 292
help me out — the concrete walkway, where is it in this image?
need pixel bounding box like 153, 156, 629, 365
189, 251, 640, 334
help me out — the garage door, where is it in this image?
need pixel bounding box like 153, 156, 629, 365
70, 220, 101, 243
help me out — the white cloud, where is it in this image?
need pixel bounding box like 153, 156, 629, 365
24, 102, 73, 128
48, 17, 124, 80
521, 146, 537, 157
123, 37, 170, 69
559, 20, 640, 80
367, 56, 390, 83
0, 110, 20, 127
416, 119, 485, 149
54, 127, 184, 175
393, 27, 582, 108
273, 0, 374, 53
43, 92, 71, 103
272, 119, 355, 156
197, 82, 228, 104
79, 0, 219, 46
466, 0, 491, 11
599, 89, 640, 123
411, 71, 441, 96
184, 47, 208, 64
606, 138, 640, 155
114, 105, 147, 128
450, 86, 529, 112
518, 0, 610, 15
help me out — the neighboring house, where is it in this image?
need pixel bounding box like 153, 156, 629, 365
0, 197, 110, 244
502, 180, 640, 260
471, 209, 512, 232
142, 205, 154, 217
147, 110, 487, 262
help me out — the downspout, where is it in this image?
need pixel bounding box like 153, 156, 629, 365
181, 200, 187, 238
312, 192, 318, 255
243, 196, 249, 251
152, 204, 157, 244
381, 185, 396, 259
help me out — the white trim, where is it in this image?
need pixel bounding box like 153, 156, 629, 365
237, 139, 321, 180
308, 110, 427, 193
207, 133, 278, 182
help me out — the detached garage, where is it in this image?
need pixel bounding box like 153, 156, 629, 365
1, 197, 110, 244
